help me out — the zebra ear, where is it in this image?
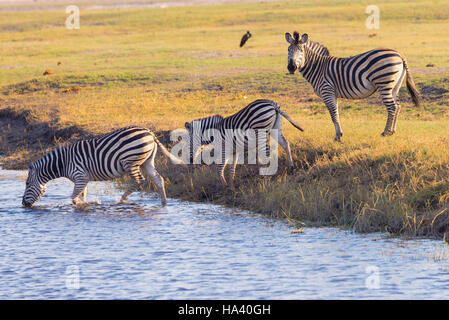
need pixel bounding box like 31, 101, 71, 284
27, 164, 32, 170
299, 33, 308, 44
185, 122, 191, 130
285, 33, 294, 44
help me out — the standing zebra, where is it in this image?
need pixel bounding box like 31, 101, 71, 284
184, 99, 304, 186
22, 126, 186, 207
285, 31, 421, 141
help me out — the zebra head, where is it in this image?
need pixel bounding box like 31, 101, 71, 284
285, 31, 309, 74
22, 163, 46, 207
185, 115, 223, 163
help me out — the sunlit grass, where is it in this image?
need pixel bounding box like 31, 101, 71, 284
1, 0, 448, 237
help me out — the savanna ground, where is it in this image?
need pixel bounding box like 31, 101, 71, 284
0, 0, 448, 238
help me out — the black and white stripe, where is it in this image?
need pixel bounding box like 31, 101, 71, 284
286, 31, 421, 141
22, 126, 185, 207
184, 99, 304, 185
305, 39, 330, 57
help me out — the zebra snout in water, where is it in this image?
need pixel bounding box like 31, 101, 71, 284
22, 198, 31, 207
287, 59, 297, 74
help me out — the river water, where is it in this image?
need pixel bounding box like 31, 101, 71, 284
0, 168, 448, 299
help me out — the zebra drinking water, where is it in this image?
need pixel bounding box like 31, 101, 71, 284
22, 126, 186, 207
184, 99, 304, 186
285, 31, 421, 141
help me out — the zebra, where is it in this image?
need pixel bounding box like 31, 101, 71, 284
285, 31, 421, 141
22, 126, 186, 207
184, 99, 304, 186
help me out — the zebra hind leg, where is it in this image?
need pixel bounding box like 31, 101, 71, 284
142, 158, 167, 206
228, 154, 239, 188
120, 165, 145, 204
379, 91, 397, 136
218, 156, 229, 186
275, 133, 293, 167
391, 69, 406, 133
391, 101, 401, 134
273, 112, 294, 166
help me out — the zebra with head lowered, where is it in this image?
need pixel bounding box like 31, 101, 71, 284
22, 126, 186, 207
285, 31, 421, 141
184, 99, 304, 186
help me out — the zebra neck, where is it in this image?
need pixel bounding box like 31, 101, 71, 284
299, 47, 328, 86
200, 118, 223, 144
201, 126, 219, 145
40, 148, 67, 182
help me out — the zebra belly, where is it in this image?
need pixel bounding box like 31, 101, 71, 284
336, 82, 376, 99
87, 167, 126, 181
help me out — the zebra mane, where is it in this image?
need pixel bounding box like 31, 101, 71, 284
291, 31, 329, 56
306, 40, 330, 56
194, 114, 223, 122
194, 114, 224, 129
30, 144, 66, 169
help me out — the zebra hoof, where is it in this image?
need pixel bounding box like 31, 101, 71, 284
74, 201, 89, 210
381, 131, 393, 137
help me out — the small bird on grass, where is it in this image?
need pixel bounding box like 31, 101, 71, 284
240, 30, 252, 48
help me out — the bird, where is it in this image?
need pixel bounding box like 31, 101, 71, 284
240, 31, 252, 48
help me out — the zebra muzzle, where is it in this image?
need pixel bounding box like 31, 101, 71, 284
287, 60, 297, 74
22, 198, 32, 207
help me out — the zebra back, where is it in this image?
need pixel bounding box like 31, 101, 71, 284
222, 99, 278, 131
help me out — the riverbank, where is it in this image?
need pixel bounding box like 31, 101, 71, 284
1, 0, 449, 239
1, 106, 449, 239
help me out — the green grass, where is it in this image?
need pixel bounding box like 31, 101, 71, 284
1, 0, 449, 238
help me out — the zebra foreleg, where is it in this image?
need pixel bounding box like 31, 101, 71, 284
323, 95, 343, 141
120, 166, 145, 204
71, 177, 89, 205
80, 185, 88, 202
228, 154, 239, 188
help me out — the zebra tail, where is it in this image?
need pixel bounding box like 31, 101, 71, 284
152, 134, 188, 168
279, 110, 304, 132
403, 58, 421, 108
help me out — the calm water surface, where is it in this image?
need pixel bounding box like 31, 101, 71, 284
0, 168, 448, 299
